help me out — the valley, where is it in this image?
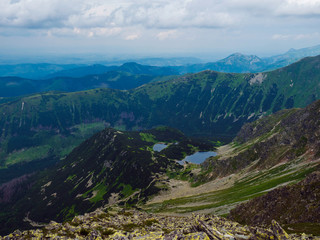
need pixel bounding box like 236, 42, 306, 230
0, 52, 320, 239
0, 55, 320, 171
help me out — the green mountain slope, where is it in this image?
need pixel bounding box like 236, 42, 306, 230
229, 171, 320, 235
197, 98, 320, 183
0, 127, 214, 234
0, 55, 320, 169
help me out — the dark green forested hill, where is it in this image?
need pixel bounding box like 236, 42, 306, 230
0, 70, 176, 98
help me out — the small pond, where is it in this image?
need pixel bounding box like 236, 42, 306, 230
178, 151, 217, 165
153, 143, 168, 152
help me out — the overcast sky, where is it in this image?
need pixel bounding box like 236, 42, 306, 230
0, 0, 320, 60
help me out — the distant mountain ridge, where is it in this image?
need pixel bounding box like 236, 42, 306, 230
0, 64, 178, 98
46, 62, 179, 79
177, 44, 320, 73
177, 53, 265, 73
1, 44, 320, 80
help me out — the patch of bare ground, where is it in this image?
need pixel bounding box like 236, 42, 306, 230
147, 173, 238, 204
215, 144, 234, 159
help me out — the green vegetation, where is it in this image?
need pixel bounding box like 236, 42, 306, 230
119, 184, 137, 198
166, 163, 200, 182
81, 182, 108, 204
284, 223, 320, 235
139, 133, 157, 143
6, 145, 52, 165
144, 160, 318, 215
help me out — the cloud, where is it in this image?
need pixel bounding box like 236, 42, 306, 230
0, 0, 319, 54
0, 0, 236, 31
272, 32, 320, 40
0, 0, 319, 35
276, 0, 320, 17
47, 27, 122, 38
0, 0, 82, 28
125, 33, 140, 40
156, 30, 177, 40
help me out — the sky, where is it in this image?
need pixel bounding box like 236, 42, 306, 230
0, 0, 320, 61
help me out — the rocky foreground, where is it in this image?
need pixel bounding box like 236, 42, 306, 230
1, 208, 319, 240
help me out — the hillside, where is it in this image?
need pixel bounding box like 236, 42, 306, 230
1, 101, 320, 237
229, 171, 320, 235
0, 55, 320, 170
142, 99, 320, 236
200, 97, 320, 180
0, 127, 215, 234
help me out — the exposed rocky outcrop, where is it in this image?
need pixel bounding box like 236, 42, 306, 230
1, 208, 317, 240
229, 171, 320, 228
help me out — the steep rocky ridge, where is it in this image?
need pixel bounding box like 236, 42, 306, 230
229, 171, 320, 235
0, 127, 215, 235
199, 99, 320, 181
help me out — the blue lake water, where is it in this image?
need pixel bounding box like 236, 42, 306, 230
153, 143, 168, 152
179, 151, 217, 164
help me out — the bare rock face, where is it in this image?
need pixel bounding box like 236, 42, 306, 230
0, 208, 317, 240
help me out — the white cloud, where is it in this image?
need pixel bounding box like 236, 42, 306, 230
47, 27, 122, 38
0, 0, 236, 31
125, 34, 140, 40
156, 30, 177, 40
276, 0, 320, 17
272, 32, 320, 40
0, 0, 319, 34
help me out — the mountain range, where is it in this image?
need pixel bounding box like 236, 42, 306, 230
0, 50, 320, 237
0, 55, 319, 172
1, 44, 320, 81
0, 62, 178, 98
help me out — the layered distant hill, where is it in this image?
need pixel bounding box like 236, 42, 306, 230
0, 62, 178, 98
1, 44, 320, 80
